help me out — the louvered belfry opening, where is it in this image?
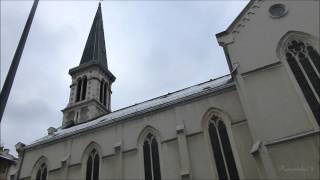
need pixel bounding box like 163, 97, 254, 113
75, 76, 88, 102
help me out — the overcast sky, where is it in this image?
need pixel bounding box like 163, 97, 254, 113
0, 0, 248, 156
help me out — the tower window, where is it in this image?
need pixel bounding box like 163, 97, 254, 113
99, 80, 104, 103
75, 111, 79, 123
76, 78, 82, 102
107, 86, 111, 110
208, 115, 239, 180
143, 133, 161, 180
103, 83, 108, 106
285, 39, 320, 124
81, 76, 87, 101
36, 163, 47, 180
86, 149, 100, 180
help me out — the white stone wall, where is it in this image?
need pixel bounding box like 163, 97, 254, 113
217, 0, 320, 179
19, 88, 259, 179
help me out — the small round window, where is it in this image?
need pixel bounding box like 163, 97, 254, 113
269, 3, 288, 18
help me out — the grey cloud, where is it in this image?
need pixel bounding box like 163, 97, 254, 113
1, 1, 248, 156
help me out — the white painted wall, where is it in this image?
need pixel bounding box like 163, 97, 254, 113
19, 88, 259, 180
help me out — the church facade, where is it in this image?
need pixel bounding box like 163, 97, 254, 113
14, 0, 319, 180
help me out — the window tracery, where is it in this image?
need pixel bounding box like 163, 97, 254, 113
285, 39, 320, 124
86, 149, 99, 180
143, 133, 161, 180
35, 163, 47, 180
208, 115, 239, 180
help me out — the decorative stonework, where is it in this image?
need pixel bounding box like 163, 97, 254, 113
268, 3, 288, 18
231, 1, 265, 36
217, 0, 266, 46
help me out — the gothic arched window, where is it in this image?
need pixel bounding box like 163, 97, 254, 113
285, 39, 320, 124
107, 86, 111, 110
208, 115, 239, 180
76, 78, 82, 102
36, 163, 47, 180
99, 80, 104, 104
143, 133, 161, 180
103, 83, 108, 106
81, 76, 87, 101
86, 149, 99, 180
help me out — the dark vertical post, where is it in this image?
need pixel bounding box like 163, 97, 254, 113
0, 0, 39, 123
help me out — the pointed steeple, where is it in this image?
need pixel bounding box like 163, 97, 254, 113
80, 3, 108, 68
62, 3, 116, 128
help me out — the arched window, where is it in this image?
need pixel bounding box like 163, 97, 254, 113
103, 83, 108, 106
107, 87, 111, 110
143, 133, 161, 180
35, 163, 47, 180
76, 78, 82, 102
99, 80, 104, 103
208, 115, 239, 180
81, 76, 87, 101
285, 39, 320, 124
86, 149, 99, 180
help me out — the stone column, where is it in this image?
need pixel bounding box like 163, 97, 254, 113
176, 125, 192, 180
114, 124, 123, 179
250, 140, 277, 179
114, 142, 122, 180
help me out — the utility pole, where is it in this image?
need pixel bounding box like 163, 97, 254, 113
0, 0, 39, 123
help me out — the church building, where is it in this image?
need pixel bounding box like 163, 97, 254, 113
13, 0, 319, 179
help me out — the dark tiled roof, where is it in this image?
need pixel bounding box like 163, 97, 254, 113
80, 3, 108, 69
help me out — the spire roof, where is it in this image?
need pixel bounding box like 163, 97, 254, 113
80, 3, 108, 68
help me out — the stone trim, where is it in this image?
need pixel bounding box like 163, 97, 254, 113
265, 129, 320, 146
216, 0, 265, 40
69, 62, 115, 82
68, 162, 81, 168
231, 119, 247, 126
102, 153, 115, 160
161, 137, 177, 144
186, 131, 203, 138
122, 148, 137, 154
49, 166, 61, 173
176, 124, 192, 179
241, 61, 282, 77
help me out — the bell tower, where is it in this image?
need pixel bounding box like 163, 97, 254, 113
62, 3, 115, 128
